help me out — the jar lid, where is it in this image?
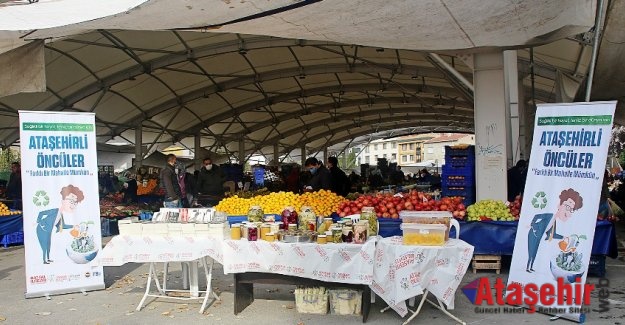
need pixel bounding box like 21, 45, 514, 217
318, 235, 327, 238
324, 217, 333, 221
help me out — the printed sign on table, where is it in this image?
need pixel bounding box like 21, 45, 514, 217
508, 101, 616, 322
19, 111, 104, 298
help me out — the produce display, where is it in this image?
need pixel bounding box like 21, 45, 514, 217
466, 199, 515, 221
137, 179, 158, 195
99, 195, 160, 217
215, 190, 346, 216
335, 190, 466, 220
0, 202, 21, 216
225, 188, 270, 199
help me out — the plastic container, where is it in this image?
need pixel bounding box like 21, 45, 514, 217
247, 206, 264, 223
329, 289, 362, 315
401, 223, 447, 246
295, 287, 328, 314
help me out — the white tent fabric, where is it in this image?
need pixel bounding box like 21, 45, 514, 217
0, 40, 45, 97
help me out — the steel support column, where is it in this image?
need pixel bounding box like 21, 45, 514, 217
273, 143, 280, 167
194, 135, 202, 170
238, 139, 245, 164
473, 52, 508, 202
323, 148, 328, 165
504, 50, 520, 166
301, 144, 306, 167
135, 123, 143, 168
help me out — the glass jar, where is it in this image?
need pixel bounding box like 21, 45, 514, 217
298, 206, 316, 231
317, 235, 327, 245
353, 221, 368, 244
247, 205, 264, 223
231, 224, 242, 240
266, 232, 275, 242
260, 224, 271, 240
281, 206, 298, 230
241, 223, 249, 239
331, 227, 343, 243
360, 206, 378, 236
269, 222, 281, 235
288, 223, 297, 232
247, 225, 258, 241
342, 226, 354, 243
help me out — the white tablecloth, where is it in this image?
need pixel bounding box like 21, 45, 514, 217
221, 238, 376, 285
98, 235, 224, 266
371, 237, 474, 317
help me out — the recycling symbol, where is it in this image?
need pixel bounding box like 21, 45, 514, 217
33, 190, 50, 207
531, 191, 547, 209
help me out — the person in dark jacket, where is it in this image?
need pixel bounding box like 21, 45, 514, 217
6, 162, 22, 207
327, 156, 349, 196
160, 154, 182, 208
304, 157, 331, 191
507, 159, 527, 202
197, 157, 226, 206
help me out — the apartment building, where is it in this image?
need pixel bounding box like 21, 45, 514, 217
397, 134, 436, 166
359, 138, 398, 165
422, 134, 475, 164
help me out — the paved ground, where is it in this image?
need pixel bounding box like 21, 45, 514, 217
2, 226, 625, 324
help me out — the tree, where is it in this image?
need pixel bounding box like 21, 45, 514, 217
0, 147, 20, 172
610, 126, 625, 157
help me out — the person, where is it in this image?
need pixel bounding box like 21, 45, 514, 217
391, 166, 405, 187
185, 171, 197, 207
6, 162, 22, 207
160, 154, 182, 208
285, 166, 301, 193
304, 157, 330, 191
348, 171, 360, 186
122, 173, 138, 204
598, 170, 613, 220
36, 185, 83, 264
418, 169, 432, 183
507, 160, 528, 202
526, 188, 583, 273
197, 157, 226, 206
327, 157, 350, 196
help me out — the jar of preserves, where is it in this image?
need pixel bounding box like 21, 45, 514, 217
331, 227, 343, 243
247, 205, 264, 223
342, 226, 354, 243
281, 206, 298, 230
247, 225, 258, 241
231, 224, 242, 240
317, 235, 327, 245
265, 232, 276, 242
298, 206, 316, 231
288, 223, 298, 232
360, 206, 378, 236
260, 224, 271, 240
353, 221, 368, 244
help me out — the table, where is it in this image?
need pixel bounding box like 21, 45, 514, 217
372, 237, 474, 324
0, 214, 23, 236
99, 235, 223, 313
379, 219, 617, 257
221, 239, 377, 321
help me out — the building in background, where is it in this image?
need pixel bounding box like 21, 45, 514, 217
397, 134, 436, 166
360, 138, 399, 165
422, 133, 475, 164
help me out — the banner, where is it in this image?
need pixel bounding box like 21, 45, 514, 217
508, 101, 616, 322
19, 111, 104, 298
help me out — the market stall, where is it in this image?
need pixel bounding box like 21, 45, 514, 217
0, 201, 23, 247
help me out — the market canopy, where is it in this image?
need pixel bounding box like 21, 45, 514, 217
0, 0, 618, 162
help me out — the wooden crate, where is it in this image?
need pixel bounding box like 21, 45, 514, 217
472, 255, 501, 274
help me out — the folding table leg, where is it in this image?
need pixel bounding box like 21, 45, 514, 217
402, 290, 429, 325
424, 298, 466, 324
189, 261, 199, 298
182, 262, 189, 290
161, 262, 169, 294
137, 263, 156, 311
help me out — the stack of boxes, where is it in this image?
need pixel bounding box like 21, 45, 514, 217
442, 145, 476, 206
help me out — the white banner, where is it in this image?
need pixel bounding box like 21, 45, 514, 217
19, 111, 104, 298
508, 101, 616, 322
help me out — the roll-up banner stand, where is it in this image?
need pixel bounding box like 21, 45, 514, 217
19, 111, 104, 298
508, 101, 616, 322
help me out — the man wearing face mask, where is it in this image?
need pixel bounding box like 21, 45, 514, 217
197, 157, 226, 206
160, 154, 182, 208
304, 157, 331, 192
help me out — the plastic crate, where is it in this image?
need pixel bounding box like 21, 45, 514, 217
1, 231, 24, 248
442, 174, 475, 187
444, 145, 475, 157
445, 155, 475, 168
442, 186, 475, 198
101, 217, 120, 237
443, 164, 475, 175
588, 255, 606, 277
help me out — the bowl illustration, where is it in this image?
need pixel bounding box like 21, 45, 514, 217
549, 260, 584, 284
66, 247, 99, 264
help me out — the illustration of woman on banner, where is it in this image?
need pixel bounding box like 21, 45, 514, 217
526, 188, 583, 273
36, 185, 83, 264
